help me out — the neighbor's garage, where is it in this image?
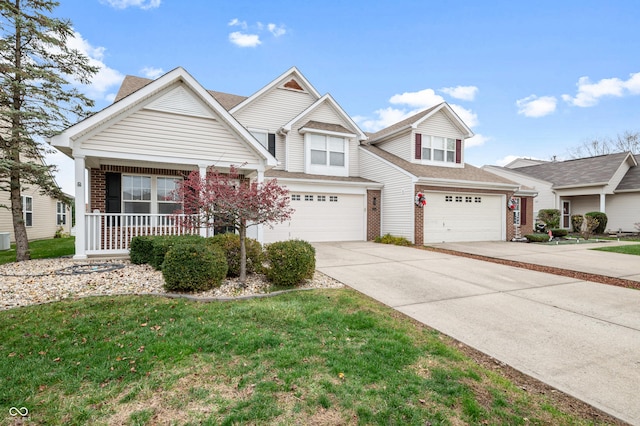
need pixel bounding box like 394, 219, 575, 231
264, 192, 365, 243
423, 192, 504, 243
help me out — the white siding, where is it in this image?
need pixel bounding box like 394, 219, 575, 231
359, 148, 415, 242
234, 87, 316, 133
416, 110, 466, 139
483, 166, 555, 218
81, 109, 261, 165
0, 186, 70, 242
606, 193, 640, 232
145, 85, 214, 119
376, 133, 412, 162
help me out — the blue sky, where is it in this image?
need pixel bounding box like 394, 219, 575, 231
49, 0, 640, 194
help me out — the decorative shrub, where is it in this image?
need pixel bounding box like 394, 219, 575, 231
265, 240, 316, 287
525, 233, 550, 243
150, 235, 205, 270
537, 209, 560, 229
207, 233, 263, 277
550, 228, 568, 237
570, 215, 584, 233
374, 233, 411, 246
581, 216, 600, 240
162, 244, 228, 292
585, 212, 607, 234
130, 236, 155, 265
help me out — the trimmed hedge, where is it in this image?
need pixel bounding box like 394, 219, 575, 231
585, 212, 607, 234
149, 235, 205, 270
265, 240, 315, 287
162, 244, 228, 292
550, 228, 568, 237
525, 233, 550, 243
374, 233, 411, 246
207, 233, 263, 277
130, 236, 155, 265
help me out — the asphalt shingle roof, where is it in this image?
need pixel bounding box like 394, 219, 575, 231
361, 145, 517, 186
265, 169, 377, 184
511, 152, 633, 187
299, 120, 353, 134
616, 154, 640, 190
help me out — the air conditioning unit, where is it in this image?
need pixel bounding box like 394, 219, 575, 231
0, 233, 10, 251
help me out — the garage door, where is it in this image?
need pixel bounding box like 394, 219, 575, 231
424, 192, 503, 243
264, 193, 365, 243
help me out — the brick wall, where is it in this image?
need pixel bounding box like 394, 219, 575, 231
366, 189, 381, 240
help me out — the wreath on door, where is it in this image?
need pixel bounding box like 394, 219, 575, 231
415, 192, 426, 207
508, 197, 517, 210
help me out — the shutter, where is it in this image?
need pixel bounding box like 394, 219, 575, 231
268, 133, 276, 157
455, 139, 462, 164
521, 197, 527, 225
105, 172, 121, 213
415, 133, 422, 159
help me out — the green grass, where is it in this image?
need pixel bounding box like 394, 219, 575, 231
593, 243, 640, 256
0, 237, 75, 265
0, 291, 599, 425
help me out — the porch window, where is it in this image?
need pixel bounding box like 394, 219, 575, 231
22, 196, 33, 227
56, 202, 67, 225
157, 177, 181, 214
123, 175, 151, 213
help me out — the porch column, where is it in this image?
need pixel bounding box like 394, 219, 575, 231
256, 169, 265, 244
599, 193, 606, 213
198, 165, 208, 237
73, 155, 87, 259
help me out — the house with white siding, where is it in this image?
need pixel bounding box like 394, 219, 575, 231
483, 152, 640, 232
51, 66, 532, 258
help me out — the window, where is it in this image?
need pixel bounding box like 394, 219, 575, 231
306, 133, 348, 176
317, 195, 326, 202
22, 196, 33, 227
250, 130, 268, 148
465, 196, 472, 203
474, 197, 482, 203
157, 177, 181, 214
445, 195, 453, 202
291, 194, 301, 201
455, 196, 463, 202
330, 196, 338, 202
305, 195, 314, 201
421, 135, 457, 163
123, 175, 151, 213
56, 202, 67, 225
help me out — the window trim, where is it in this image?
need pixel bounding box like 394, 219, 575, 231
121, 174, 182, 215
513, 197, 521, 226
304, 132, 349, 177
56, 201, 67, 226
22, 195, 33, 227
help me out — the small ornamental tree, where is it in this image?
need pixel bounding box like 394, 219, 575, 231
175, 166, 294, 283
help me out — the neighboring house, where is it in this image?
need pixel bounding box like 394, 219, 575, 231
0, 156, 72, 242
51, 66, 532, 259
483, 152, 640, 232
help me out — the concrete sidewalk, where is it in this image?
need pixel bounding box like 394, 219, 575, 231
314, 241, 640, 425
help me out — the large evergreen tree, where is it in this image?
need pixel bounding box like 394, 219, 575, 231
0, 0, 98, 261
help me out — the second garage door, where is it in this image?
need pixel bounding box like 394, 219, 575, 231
264, 192, 365, 243
424, 192, 504, 243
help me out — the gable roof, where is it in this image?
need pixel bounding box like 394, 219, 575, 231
616, 154, 640, 191
230, 66, 321, 114
282, 93, 367, 140
511, 152, 636, 188
51, 67, 276, 167
114, 75, 247, 110
361, 144, 519, 190
367, 103, 473, 143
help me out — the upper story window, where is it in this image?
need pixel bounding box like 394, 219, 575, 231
416, 133, 461, 165
249, 129, 276, 157
305, 133, 349, 177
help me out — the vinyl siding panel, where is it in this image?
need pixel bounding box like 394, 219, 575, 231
81, 109, 261, 165
359, 148, 415, 242
606, 193, 640, 231
376, 133, 412, 162
416, 110, 466, 139
568, 196, 599, 218
234, 88, 316, 132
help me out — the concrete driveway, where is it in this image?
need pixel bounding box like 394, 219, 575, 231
313, 241, 640, 425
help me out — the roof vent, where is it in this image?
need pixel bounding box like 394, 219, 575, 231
283, 79, 304, 91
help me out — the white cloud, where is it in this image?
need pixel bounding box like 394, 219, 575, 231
268, 23, 287, 37
355, 107, 414, 132
140, 66, 164, 79
516, 95, 557, 117
389, 88, 445, 108
465, 133, 489, 148
100, 0, 160, 10
228, 18, 247, 29
440, 85, 478, 101
450, 104, 479, 128
228, 32, 261, 48
495, 155, 521, 167
67, 32, 124, 102
561, 72, 640, 107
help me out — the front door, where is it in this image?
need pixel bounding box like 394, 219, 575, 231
562, 200, 571, 228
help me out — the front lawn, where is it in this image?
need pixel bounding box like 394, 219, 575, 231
0, 291, 604, 425
0, 237, 75, 265
593, 243, 640, 256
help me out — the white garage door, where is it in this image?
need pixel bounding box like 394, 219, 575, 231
424, 192, 503, 243
264, 193, 365, 243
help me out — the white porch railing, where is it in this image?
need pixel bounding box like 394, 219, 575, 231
84, 213, 206, 255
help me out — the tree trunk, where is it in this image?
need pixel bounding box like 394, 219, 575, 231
11, 169, 30, 261
239, 220, 247, 284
